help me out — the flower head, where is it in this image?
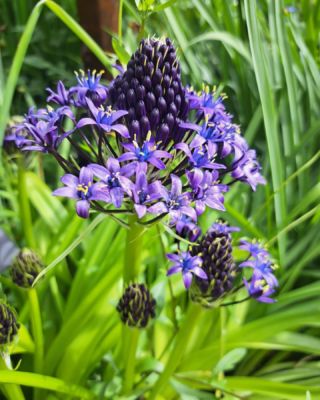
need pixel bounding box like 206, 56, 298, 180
167, 251, 206, 289
0, 302, 20, 346
11, 249, 43, 288
171, 215, 202, 242
117, 283, 156, 328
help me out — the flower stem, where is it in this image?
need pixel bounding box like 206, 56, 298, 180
123, 215, 144, 285
28, 289, 44, 374
17, 156, 35, 249
148, 302, 203, 399
0, 354, 25, 400
122, 327, 140, 394
121, 216, 144, 394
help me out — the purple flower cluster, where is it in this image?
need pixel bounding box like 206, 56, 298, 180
239, 240, 278, 303
6, 38, 265, 224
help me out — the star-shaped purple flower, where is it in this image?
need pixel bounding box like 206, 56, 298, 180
187, 169, 228, 215
166, 251, 207, 289
175, 142, 225, 170
240, 257, 278, 288
118, 135, 172, 169
72, 70, 108, 106
77, 98, 129, 138
129, 163, 162, 218
52, 167, 109, 218
148, 175, 197, 222
243, 273, 277, 303
239, 240, 269, 259
88, 158, 132, 208
47, 81, 70, 106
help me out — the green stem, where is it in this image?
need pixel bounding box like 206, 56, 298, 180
123, 215, 144, 285
0, 355, 25, 400
118, 0, 123, 42
121, 216, 144, 394
122, 327, 140, 394
28, 288, 44, 400
148, 302, 204, 399
17, 157, 35, 249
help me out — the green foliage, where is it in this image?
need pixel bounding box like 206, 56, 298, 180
0, 0, 319, 399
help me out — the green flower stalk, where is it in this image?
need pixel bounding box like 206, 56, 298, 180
11, 248, 43, 288
0, 302, 19, 347
117, 283, 156, 328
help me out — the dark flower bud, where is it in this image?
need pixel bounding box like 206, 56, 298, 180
127, 89, 136, 106
190, 222, 237, 307
11, 248, 43, 288
150, 108, 160, 129
129, 120, 140, 137
165, 88, 175, 104
146, 92, 156, 111
136, 85, 146, 100
158, 97, 167, 115
140, 116, 150, 136
0, 302, 20, 345
116, 283, 156, 328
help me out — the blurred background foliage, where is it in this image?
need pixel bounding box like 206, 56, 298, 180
0, 0, 320, 399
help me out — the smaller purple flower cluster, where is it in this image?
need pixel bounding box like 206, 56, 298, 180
239, 240, 278, 303
166, 223, 278, 304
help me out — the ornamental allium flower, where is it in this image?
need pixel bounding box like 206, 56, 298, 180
244, 274, 277, 303
118, 133, 172, 169
88, 157, 133, 208
190, 221, 237, 306
0, 302, 20, 346
109, 37, 190, 145
11, 249, 43, 288
72, 70, 108, 106
166, 251, 206, 289
187, 169, 228, 215
148, 175, 197, 221
53, 166, 109, 218
129, 163, 162, 218
77, 98, 129, 138
117, 283, 156, 328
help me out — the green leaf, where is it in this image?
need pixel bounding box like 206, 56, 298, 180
112, 37, 131, 65
213, 348, 247, 374
0, 371, 94, 399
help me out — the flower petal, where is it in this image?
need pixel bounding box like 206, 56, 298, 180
76, 200, 90, 218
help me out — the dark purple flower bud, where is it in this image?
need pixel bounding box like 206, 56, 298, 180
140, 116, 150, 136
137, 85, 146, 100
154, 84, 163, 98
165, 88, 175, 104
158, 97, 167, 115
143, 76, 152, 90
11, 248, 43, 288
146, 92, 156, 111
117, 283, 156, 328
127, 89, 136, 106
150, 108, 160, 129
136, 100, 146, 118
0, 302, 20, 345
